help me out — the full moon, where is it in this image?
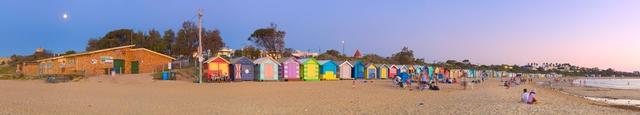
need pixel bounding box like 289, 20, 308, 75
63, 13, 68, 19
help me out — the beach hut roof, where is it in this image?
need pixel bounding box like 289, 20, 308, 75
375, 64, 388, 68
366, 63, 376, 67
297, 58, 318, 64
389, 64, 398, 68
253, 57, 280, 65
230, 57, 252, 64
317, 60, 335, 65
350, 60, 364, 65
277, 57, 299, 64
337, 61, 353, 67
204, 56, 229, 63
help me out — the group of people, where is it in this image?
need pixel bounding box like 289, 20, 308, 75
521, 88, 537, 104
503, 77, 524, 89
393, 72, 440, 91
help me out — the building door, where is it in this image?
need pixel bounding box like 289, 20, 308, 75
238, 65, 255, 80
368, 69, 376, 79
264, 64, 274, 80
130, 61, 139, 74
113, 59, 125, 74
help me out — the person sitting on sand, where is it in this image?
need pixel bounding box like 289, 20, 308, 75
521, 89, 529, 103
527, 89, 537, 104
420, 72, 429, 90
429, 83, 440, 90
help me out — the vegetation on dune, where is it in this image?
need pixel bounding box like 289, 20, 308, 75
0, 65, 15, 75
316, 47, 426, 65
86, 21, 225, 58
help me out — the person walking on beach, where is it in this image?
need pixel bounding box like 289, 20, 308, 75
521, 89, 529, 103
462, 77, 468, 90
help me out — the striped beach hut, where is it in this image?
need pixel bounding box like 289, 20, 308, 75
365, 64, 377, 79
204, 56, 230, 81
388, 64, 398, 79
376, 64, 389, 79
230, 57, 255, 81
449, 69, 462, 82
278, 57, 300, 81
351, 61, 365, 79
427, 66, 435, 80
318, 60, 338, 80
414, 65, 424, 75
254, 57, 280, 81
337, 61, 353, 80
398, 65, 408, 73
433, 67, 447, 80
298, 58, 320, 81
408, 65, 416, 75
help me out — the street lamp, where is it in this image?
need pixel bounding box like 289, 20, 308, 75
341, 40, 345, 56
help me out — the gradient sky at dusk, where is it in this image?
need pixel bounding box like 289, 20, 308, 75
1, 0, 639, 71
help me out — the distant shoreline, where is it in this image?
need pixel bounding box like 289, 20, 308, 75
541, 77, 640, 110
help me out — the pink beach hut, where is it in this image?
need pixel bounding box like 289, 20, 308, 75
278, 57, 301, 81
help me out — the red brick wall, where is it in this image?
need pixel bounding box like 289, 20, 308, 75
19, 48, 173, 76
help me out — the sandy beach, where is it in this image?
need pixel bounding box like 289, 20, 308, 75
0, 74, 637, 115
547, 78, 640, 100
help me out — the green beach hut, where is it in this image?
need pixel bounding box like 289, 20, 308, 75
298, 58, 320, 81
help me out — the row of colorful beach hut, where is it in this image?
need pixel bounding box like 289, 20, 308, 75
204, 56, 489, 81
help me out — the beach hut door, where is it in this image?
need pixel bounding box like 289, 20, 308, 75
242, 65, 253, 80
264, 64, 274, 80
368, 69, 375, 79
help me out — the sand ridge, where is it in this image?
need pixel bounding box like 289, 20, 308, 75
0, 75, 636, 115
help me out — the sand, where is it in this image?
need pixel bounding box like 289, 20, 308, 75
548, 78, 640, 100
0, 74, 637, 115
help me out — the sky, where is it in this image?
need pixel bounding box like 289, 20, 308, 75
1, 0, 639, 72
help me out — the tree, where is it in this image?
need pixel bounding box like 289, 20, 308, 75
86, 29, 135, 51
282, 48, 294, 57
324, 50, 342, 57
32, 49, 53, 60
62, 50, 76, 56
82, 21, 225, 59
317, 54, 338, 61
146, 29, 165, 53
362, 54, 388, 64
162, 29, 176, 55
248, 23, 286, 54
415, 58, 426, 64
236, 45, 261, 59
173, 21, 225, 58
203, 29, 225, 56
174, 21, 202, 57
391, 47, 416, 64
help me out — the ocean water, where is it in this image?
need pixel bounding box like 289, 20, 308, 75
574, 79, 640, 90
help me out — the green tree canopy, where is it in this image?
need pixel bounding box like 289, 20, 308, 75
248, 23, 286, 53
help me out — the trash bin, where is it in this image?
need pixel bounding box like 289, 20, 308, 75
162, 71, 170, 80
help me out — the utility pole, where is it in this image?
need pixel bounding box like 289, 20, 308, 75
197, 9, 204, 84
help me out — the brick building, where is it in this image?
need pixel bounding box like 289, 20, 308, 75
18, 45, 175, 76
